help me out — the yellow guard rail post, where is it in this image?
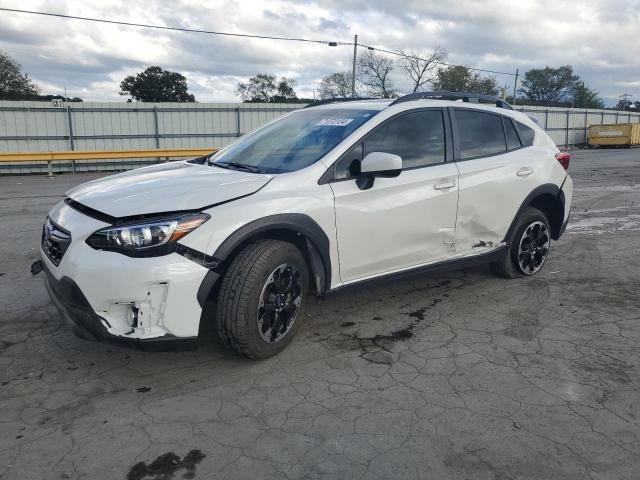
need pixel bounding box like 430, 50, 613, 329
0, 147, 217, 177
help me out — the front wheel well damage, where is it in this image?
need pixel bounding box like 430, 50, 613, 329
218, 228, 325, 293
196, 226, 329, 340
200, 219, 331, 310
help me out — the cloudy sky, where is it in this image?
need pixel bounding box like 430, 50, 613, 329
1, 0, 638, 105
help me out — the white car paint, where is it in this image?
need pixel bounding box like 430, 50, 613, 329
66, 160, 273, 217
330, 162, 459, 283
41, 97, 573, 347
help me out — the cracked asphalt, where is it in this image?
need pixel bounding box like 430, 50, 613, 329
1, 148, 640, 480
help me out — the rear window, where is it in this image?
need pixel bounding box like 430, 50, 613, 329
515, 121, 535, 146
504, 118, 522, 150
454, 110, 506, 159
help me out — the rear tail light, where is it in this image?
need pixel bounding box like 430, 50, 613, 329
555, 151, 570, 170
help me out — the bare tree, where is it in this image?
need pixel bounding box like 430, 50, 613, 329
400, 47, 448, 93
357, 50, 396, 99
318, 72, 355, 99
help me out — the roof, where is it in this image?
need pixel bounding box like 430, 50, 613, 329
305, 91, 514, 113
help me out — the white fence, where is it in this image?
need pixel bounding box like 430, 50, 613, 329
1, 101, 639, 174
514, 105, 640, 147
0, 101, 304, 174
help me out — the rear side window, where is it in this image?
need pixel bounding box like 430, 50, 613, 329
515, 121, 535, 146
365, 110, 446, 169
504, 118, 522, 150
454, 110, 506, 159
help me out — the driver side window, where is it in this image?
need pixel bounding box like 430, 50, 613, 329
333, 110, 445, 180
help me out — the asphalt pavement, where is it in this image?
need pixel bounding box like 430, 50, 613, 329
1, 148, 639, 479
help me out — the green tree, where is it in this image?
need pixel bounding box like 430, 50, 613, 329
318, 72, 355, 99
572, 81, 604, 109
519, 66, 579, 105
272, 77, 298, 102
0, 50, 40, 100
119, 66, 195, 102
431, 65, 498, 95
236, 74, 299, 103
236, 74, 276, 102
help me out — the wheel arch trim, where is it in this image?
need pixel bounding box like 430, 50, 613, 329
502, 183, 565, 244
196, 213, 332, 308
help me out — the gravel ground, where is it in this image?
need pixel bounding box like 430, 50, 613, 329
1, 148, 639, 480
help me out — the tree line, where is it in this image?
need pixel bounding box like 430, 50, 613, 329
2, 48, 637, 110
235, 49, 619, 110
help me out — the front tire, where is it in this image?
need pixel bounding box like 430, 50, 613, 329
216, 240, 309, 359
491, 207, 551, 279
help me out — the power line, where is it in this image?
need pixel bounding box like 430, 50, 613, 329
0, 7, 350, 46
1, 7, 517, 78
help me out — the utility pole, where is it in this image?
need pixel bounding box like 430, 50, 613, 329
619, 93, 632, 111
351, 34, 358, 98
512, 69, 519, 106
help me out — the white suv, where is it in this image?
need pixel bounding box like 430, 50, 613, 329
40, 92, 573, 358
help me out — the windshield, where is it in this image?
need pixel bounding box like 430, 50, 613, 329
209, 108, 377, 174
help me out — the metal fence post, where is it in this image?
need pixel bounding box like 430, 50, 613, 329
615, 111, 619, 124
544, 109, 549, 130
565, 109, 570, 149
584, 110, 588, 145
236, 106, 241, 137
153, 106, 160, 148
66, 105, 76, 174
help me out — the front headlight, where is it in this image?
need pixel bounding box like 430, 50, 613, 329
86, 213, 209, 255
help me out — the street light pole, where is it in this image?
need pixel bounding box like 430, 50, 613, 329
512, 68, 519, 106
351, 34, 358, 98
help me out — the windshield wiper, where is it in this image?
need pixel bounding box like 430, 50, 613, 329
212, 161, 262, 173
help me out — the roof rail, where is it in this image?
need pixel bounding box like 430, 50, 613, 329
389, 91, 513, 110
303, 97, 377, 109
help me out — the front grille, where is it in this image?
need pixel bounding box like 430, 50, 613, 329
41, 218, 71, 266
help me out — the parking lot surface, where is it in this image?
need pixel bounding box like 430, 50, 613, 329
1, 148, 639, 480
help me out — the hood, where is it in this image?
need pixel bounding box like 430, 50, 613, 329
66, 161, 273, 217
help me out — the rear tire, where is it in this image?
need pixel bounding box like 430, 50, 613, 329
491, 207, 551, 279
216, 240, 309, 359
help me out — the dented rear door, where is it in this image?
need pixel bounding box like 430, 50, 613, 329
451, 108, 547, 255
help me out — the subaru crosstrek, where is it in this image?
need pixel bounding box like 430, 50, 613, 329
40, 92, 573, 358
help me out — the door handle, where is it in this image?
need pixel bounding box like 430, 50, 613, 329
434, 180, 456, 190
517, 167, 534, 177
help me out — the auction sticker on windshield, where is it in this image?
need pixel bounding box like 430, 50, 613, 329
315, 118, 355, 127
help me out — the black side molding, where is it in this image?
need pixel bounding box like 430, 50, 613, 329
328, 246, 508, 296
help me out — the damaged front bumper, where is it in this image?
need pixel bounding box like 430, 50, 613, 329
41, 261, 197, 351
38, 200, 209, 351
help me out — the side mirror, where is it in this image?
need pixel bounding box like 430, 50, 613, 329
356, 152, 402, 190
361, 151, 402, 174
